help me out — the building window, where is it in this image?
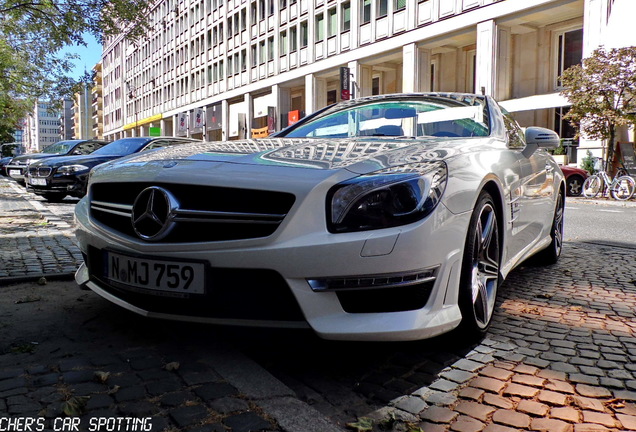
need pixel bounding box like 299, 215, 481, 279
394, 0, 405, 11
280, 0, 286, 8
241, 49, 247, 71
556, 28, 583, 87
327, 8, 337, 37
251, 44, 257, 66
259, 0, 265, 20
268, 36, 274, 60
241, 9, 247, 30
259, 40, 266, 63
290, 26, 298, 52
280, 30, 288, 55
361, 0, 371, 24
341, 2, 350, 31
300, 21, 308, 47
269, 0, 274, 15
377, 0, 387, 17
315, 13, 325, 42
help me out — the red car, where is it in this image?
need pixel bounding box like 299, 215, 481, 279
560, 165, 589, 197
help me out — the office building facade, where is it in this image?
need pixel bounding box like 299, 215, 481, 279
100, 0, 633, 163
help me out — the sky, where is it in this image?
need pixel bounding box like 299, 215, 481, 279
59, 33, 103, 80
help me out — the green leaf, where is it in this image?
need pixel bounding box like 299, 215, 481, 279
345, 417, 374, 432
61, 396, 90, 416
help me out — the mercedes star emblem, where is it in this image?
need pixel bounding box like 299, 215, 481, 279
131, 186, 179, 241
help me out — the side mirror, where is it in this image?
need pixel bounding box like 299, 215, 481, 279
523, 127, 560, 157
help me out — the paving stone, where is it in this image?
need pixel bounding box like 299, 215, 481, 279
569, 374, 600, 386
194, 382, 238, 401
581, 411, 619, 428
425, 391, 459, 406
441, 370, 477, 384
471, 377, 506, 394
482, 425, 519, 432
482, 394, 514, 410
86, 394, 114, 410
502, 383, 539, 398
537, 390, 568, 406
616, 413, 636, 430
118, 400, 160, 416
492, 409, 531, 429
513, 364, 539, 375
146, 378, 183, 396
550, 406, 581, 423
450, 415, 484, 432
550, 362, 579, 374
224, 412, 272, 432
454, 401, 496, 422
576, 384, 613, 398
209, 397, 250, 415
186, 424, 225, 432
454, 359, 486, 373
480, 366, 514, 381
537, 370, 567, 381
113, 385, 146, 403
62, 370, 95, 384
0, 377, 27, 392
573, 424, 610, 432
530, 418, 572, 432
430, 379, 460, 393
421, 406, 460, 424
516, 400, 549, 417
417, 421, 449, 432
546, 380, 576, 394
394, 396, 428, 415
511, 374, 545, 388
613, 390, 636, 401
169, 405, 210, 428
458, 387, 485, 402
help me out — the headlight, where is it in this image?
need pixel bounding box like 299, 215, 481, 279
57, 164, 90, 175
328, 161, 447, 233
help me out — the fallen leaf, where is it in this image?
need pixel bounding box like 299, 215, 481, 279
346, 417, 374, 432
94, 371, 111, 384
15, 296, 41, 304
164, 362, 180, 371
61, 396, 90, 416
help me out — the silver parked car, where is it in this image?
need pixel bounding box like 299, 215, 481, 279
74, 93, 565, 341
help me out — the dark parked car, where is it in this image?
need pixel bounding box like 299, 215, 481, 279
6, 139, 108, 185
560, 165, 589, 197
0, 156, 13, 177
26, 136, 201, 201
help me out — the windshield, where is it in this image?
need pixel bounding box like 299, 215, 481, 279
283, 96, 490, 139
42, 141, 76, 155
91, 138, 152, 156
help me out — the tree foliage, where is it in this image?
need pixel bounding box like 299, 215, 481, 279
0, 0, 151, 139
560, 47, 636, 170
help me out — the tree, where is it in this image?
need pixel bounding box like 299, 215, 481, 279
559, 46, 636, 172
0, 0, 152, 138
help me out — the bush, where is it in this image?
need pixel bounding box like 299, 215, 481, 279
581, 150, 596, 175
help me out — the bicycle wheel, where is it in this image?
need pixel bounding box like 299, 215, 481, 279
582, 176, 603, 198
610, 176, 636, 200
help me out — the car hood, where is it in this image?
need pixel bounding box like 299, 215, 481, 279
113, 137, 496, 175
29, 154, 120, 168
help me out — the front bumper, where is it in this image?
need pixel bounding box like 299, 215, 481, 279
74, 196, 471, 341
6, 165, 25, 181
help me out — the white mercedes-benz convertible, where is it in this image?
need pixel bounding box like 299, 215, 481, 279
75, 93, 565, 341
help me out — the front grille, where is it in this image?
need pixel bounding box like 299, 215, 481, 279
28, 167, 52, 177
86, 246, 305, 322
90, 182, 295, 243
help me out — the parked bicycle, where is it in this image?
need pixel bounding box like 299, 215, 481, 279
582, 170, 635, 200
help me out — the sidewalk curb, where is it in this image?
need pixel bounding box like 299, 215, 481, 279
0, 272, 76, 287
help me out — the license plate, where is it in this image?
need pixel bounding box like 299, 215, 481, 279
9, 169, 21, 177
29, 178, 47, 186
105, 252, 205, 294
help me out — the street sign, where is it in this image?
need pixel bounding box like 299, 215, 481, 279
149, 127, 161, 137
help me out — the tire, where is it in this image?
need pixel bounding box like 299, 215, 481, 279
42, 192, 67, 203
533, 189, 565, 265
582, 176, 603, 198
458, 191, 501, 338
610, 176, 636, 200
566, 175, 584, 197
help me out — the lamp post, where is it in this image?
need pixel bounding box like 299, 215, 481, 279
126, 81, 138, 137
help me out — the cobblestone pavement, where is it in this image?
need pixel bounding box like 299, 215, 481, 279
2, 175, 636, 432
0, 180, 81, 281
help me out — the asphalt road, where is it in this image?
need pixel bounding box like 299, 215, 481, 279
564, 197, 636, 248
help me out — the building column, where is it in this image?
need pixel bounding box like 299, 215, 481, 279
475, 20, 511, 100
402, 44, 432, 93
348, 60, 373, 98
305, 74, 316, 115
221, 99, 229, 141
245, 92, 253, 138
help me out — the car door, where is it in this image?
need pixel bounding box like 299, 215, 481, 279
503, 112, 556, 260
